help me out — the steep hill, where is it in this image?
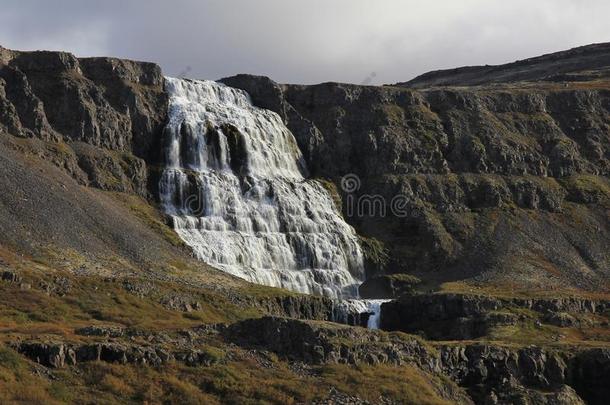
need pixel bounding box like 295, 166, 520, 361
397, 42, 610, 88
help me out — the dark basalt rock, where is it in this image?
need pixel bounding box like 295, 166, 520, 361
439, 344, 589, 404
568, 348, 610, 404
17, 342, 76, 368
220, 74, 322, 170
381, 293, 506, 340
18, 341, 179, 368
1, 270, 22, 283
358, 274, 420, 299
223, 124, 249, 176
223, 316, 434, 367
0, 47, 167, 198
380, 293, 610, 340
543, 312, 580, 327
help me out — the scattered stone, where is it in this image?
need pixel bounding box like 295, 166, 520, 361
161, 295, 203, 312
17, 342, 76, 368
75, 325, 126, 338
543, 312, 579, 327
311, 387, 375, 405
1, 270, 22, 283
122, 279, 154, 297
38, 276, 72, 296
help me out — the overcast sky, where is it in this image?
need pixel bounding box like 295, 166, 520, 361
1, 0, 609, 85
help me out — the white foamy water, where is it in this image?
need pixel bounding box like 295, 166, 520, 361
333, 299, 389, 329
159, 77, 366, 300
365, 300, 389, 329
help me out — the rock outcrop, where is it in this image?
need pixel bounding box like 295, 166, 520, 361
223, 316, 435, 367
380, 293, 609, 340
0, 46, 167, 197
222, 316, 609, 404
358, 274, 420, 299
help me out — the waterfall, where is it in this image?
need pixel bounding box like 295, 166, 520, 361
365, 300, 389, 329
159, 77, 366, 300
332, 299, 388, 329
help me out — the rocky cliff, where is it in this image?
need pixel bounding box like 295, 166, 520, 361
221, 55, 610, 293
0, 46, 167, 197
380, 292, 610, 340
223, 316, 608, 404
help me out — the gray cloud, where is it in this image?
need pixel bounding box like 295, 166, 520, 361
1, 0, 609, 85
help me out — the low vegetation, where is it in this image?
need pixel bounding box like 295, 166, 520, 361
358, 235, 390, 269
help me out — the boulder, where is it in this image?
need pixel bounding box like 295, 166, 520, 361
1, 270, 22, 283
17, 342, 76, 368
359, 274, 421, 299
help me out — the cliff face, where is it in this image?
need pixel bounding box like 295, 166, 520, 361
0, 47, 167, 197
221, 71, 610, 293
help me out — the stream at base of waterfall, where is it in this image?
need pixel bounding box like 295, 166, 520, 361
159, 77, 386, 328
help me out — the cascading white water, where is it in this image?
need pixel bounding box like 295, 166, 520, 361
333, 299, 389, 329
158, 77, 387, 328
159, 77, 366, 300
365, 300, 389, 329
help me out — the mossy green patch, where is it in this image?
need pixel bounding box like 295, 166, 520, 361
358, 235, 390, 268
314, 178, 343, 213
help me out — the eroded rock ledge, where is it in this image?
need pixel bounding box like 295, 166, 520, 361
15, 317, 606, 404
380, 293, 610, 340
225, 317, 609, 405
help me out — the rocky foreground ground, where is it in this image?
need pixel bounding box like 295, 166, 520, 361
0, 44, 608, 404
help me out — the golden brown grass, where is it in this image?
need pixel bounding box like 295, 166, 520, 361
0, 344, 66, 405
320, 363, 457, 405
